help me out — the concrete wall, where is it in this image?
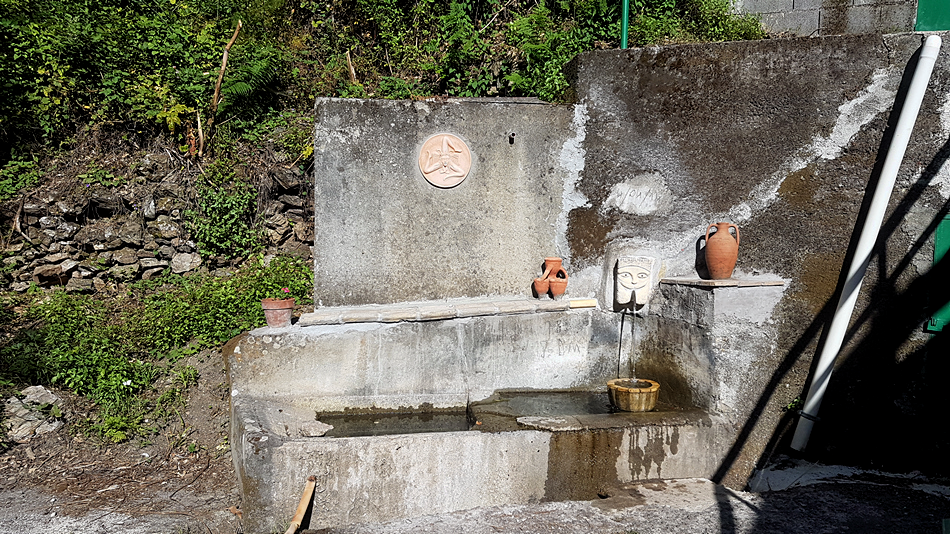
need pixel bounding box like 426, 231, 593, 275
737, 0, 917, 36
309, 31, 950, 482
312, 98, 577, 307
567, 32, 950, 482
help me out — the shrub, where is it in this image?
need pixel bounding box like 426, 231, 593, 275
186, 159, 261, 258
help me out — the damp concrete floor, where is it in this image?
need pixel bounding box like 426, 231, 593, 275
307, 457, 950, 534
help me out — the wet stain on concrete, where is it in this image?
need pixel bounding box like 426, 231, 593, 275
635, 323, 712, 409
590, 489, 647, 511
779, 163, 819, 209
567, 206, 615, 266
543, 430, 625, 501
624, 427, 680, 480
794, 252, 844, 314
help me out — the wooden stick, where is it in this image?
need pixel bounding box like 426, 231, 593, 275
196, 110, 204, 158
211, 20, 242, 117
569, 298, 598, 309
345, 50, 358, 85
13, 196, 31, 244
204, 20, 242, 154
284, 475, 316, 534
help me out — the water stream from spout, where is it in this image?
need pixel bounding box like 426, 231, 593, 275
618, 309, 635, 380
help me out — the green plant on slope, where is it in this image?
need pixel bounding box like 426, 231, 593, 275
506, 0, 619, 102
0, 0, 293, 158
506, 0, 765, 102
78, 164, 124, 187
186, 159, 261, 258
0, 255, 313, 442
0, 156, 43, 202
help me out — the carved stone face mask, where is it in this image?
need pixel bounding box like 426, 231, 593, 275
616, 257, 656, 308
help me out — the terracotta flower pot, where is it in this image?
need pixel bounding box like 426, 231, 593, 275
262, 298, 295, 328
704, 222, 740, 279
607, 378, 660, 412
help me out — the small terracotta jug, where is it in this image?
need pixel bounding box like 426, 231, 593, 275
704, 223, 740, 279
533, 277, 550, 295
543, 257, 564, 278
534, 257, 569, 298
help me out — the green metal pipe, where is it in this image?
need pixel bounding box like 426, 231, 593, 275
621, 0, 629, 49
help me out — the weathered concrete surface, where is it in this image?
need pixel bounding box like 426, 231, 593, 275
227, 305, 736, 532
248, 431, 551, 531
229, 395, 735, 532
226, 308, 615, 532
309, 469, 950, 534
313, 98, 576, 307
568, 32, 950, 485
227, 308, 616, 412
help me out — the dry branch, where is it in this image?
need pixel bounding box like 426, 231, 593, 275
203, 20, 242, 155
196, 110, 205, 158
346, 50, 358, 85
211, 21, 243, 117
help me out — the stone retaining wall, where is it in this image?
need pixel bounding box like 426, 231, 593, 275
1, 152, 313, 292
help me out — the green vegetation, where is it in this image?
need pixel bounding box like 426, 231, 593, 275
0, 256, 313, 441
0, 0, 764, 444
0, 0, 764, 160
78, 165, 125, 187
0, 157, 43, 202
186, 159, 262, 258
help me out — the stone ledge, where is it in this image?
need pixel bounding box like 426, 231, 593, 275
660, 277, 787, 288
298, 297, 597, 326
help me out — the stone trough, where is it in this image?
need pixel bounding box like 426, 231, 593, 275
225, 282, 782, 532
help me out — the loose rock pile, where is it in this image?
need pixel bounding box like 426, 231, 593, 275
1, 150, 313, 292
2, 386, 64, 442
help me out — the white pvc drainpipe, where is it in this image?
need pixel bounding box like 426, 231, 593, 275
791, 34, 943, 452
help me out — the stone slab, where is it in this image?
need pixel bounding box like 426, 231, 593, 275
297, 297, 595, 325
660, 277, 787, 287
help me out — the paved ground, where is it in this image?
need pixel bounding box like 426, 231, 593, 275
314, 458, 950, 534
1, 456, 948, 533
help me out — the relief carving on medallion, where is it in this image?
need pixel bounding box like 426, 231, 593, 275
418, 134, 472, 188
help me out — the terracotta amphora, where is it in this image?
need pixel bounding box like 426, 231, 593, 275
532, 277, 550, 295
704, 223, 740, 279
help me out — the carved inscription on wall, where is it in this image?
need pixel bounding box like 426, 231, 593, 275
418, 133, 472, 188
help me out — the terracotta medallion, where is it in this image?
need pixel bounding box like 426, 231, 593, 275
418, 134, 472, 188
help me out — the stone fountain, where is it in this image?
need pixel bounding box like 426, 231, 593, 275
224, 96, 787, 532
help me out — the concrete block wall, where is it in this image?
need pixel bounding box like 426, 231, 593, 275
737, 0, 917, 35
